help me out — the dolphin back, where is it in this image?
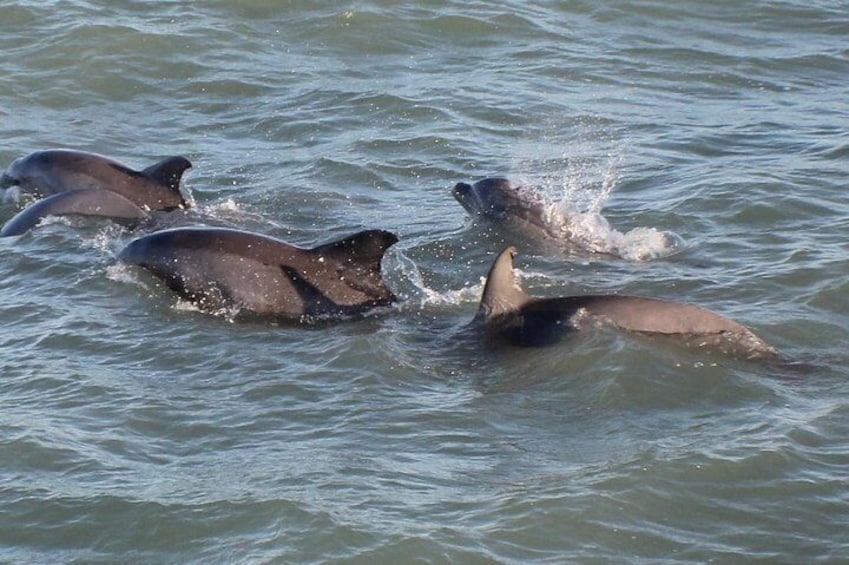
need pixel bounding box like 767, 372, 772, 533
119, 227, 398, 321
140, 156, 193, 193
574, 295, 778, 358
310, 229, 399, 302
0, 189, 148, 237
476, 247, 777, 359
1, 150, 191, 210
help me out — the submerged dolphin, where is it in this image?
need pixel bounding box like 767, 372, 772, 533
475, 246, 778, 358
119, 227, 399, 322
1, 149, 192, 211
0, 189, 148, 237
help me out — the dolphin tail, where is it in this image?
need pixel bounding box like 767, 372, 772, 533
142, 156, 193, 192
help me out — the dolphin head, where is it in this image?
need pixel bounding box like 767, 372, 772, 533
475, 245, 531, 322
0, 172, 17, 189
1, 156, 24, 189
452, 182, 478, 214
1, 158, 24, 203
453, 178, 516, 218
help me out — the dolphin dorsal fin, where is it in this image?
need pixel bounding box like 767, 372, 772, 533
310, 229, 399, 300
476, 246, 532, 321
311, 229, 399, 270
142, 156, 192, 191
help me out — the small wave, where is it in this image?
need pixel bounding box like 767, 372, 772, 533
416, 280, 486, 308
201, 198, 241, 214
38, 215, 74, 232
105, 263, 147, 287
194, 197, 264, 224
385, 249, 485, 310
81, 224, 130, 255
2, 186, 25, 205
172, 298, 240, 323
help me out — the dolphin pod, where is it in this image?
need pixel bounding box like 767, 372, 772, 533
0, 149, 778, 358
1, 149, 191, 211
475, 246, 778, 359
118, 228, 399, 321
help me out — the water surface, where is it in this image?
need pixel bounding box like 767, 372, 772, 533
1, 1, 847, 563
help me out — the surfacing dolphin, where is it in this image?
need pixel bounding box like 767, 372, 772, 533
475, 246, 778, 359
453, 178, 558, 242
453, 177, 682, 260
1, 149, 192, 211
119, 227, 399, 322
0, 189, 148, 237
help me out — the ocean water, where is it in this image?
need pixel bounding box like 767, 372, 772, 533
1, 1, 847, 563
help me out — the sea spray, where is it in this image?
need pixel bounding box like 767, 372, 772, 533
511, 125, 684, 261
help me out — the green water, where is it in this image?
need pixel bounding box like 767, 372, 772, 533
1, 1, 847, 563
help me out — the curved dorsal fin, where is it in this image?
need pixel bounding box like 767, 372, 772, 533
310, 229, 399, 301
476, 246, 532, 321
142, 156, 192, 191
311, 229, 398, 269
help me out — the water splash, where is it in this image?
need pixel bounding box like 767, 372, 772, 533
1, 185, 25, 205
384, 249, 485, 310
173, 298, 240, 323
105, 263, 147, 287
511, 121, 684, 261
201, 198, 241, 214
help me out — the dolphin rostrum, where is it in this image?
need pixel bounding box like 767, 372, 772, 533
119, 227, 399, 322
0, 189, 148, 237
1, 149, 192, 211
476, 246, 778, 358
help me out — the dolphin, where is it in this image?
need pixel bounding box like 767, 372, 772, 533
475, 246, 778, 358
0, 189, 149, 237
0, 149, 192, 211
453, 177, 683, 259
118, 227, 399, 322
453, 178, 560, 242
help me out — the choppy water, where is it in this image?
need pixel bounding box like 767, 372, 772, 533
1, 1, 848, 563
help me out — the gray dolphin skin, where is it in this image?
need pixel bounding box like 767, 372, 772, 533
0, 189, 148, 237
453, 178, 561, 241
476, 246, 778, 358
119, 227, 399, 322
0, 149, 192, 211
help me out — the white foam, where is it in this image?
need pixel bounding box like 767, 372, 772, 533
510, 135, 683, 261
418, 279, 486, 307
80, 224, 129, 255
203, 197, 241, 213
2, 186, 23, 205
105, 263, 147, 287
384, 249, 485, 310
